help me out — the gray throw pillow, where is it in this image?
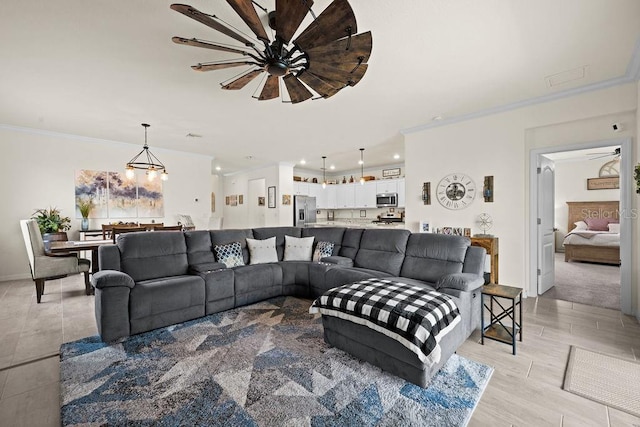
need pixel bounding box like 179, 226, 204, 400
246, 236, 278, 264
213, 241, 244, 268
284, 235, 315, 261
312, 241, 335, 262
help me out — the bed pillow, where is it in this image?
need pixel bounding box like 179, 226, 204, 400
608, 223, 620, 233
312, 241, 335, 262
584, 217, 609, 231
284, 235, 314, 261
246, 237, 278, 264
213, 241, 244, 268
573, 221, 588, 231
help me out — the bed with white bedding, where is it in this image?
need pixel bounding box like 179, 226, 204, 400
563, 201, 620, 265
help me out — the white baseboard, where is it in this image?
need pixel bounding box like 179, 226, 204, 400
0, 273, 31, 282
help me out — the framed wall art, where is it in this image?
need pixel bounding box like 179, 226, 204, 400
382, 168, 401, 178
268, 186, 276, 208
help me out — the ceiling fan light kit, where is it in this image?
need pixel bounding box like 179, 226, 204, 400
171, 0, 372, 103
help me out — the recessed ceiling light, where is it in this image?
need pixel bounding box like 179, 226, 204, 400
329, 165, 335, 170
245, 155, 253, 160
186, 133, 202, 138
393, 154, 400, 160
300, 159, 306, 165
432, 115, 443, 121
215, 166, 221, 171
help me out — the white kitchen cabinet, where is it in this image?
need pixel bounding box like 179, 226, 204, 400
354, 181, 377, 208
376, 180, 398, 194
293, 182, 309, 196
308, 183, 328, 209
335, 184, 355, 208
397, 178, 406, 207
326, 185, 337, 209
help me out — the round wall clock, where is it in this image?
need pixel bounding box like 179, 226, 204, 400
436, 173, 476, 210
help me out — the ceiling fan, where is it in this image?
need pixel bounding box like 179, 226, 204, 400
586, 147, 621, 160
170, 0, 373, 103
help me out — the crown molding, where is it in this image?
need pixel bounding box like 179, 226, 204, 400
402, 37, 640, 135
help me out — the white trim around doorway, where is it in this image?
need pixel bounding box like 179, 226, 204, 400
528, 138, 632, 315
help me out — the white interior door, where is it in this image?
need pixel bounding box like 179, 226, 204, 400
538, 155, 555, 294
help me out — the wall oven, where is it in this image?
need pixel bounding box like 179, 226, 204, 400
376, 193, 398, 208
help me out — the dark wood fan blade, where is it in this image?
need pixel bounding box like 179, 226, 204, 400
306, 31, 372, 64
275, 0, 313, 44
221, 69, 263, 89
307, 63, 367, 86
259, 75, 280, 100
226, 0, 269, 42
172, 36, 250, 55
294, 0, 357, 51
298, 71, 340, 98
192, 61, 256, 71
283, 74, 313, 103
171, 4, 255, 46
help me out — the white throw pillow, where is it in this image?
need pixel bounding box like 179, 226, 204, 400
573, 221, 588, 231
246, 237, 278, 264
284, 235, 314, 261
608, 223, 620, 233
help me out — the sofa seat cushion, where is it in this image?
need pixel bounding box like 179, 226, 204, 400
321, 256, 353, 267
233, 264, 283, 295
279, 261, 311, 287
382, 277, 437, 292
324, 266, 387, 290
130, 275, 205, 321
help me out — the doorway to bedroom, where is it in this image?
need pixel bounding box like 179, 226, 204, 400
530, 138, 632, 314
542, 146, 621, 310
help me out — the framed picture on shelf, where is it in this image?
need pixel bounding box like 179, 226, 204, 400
464, 228, 471, 237
453, 227, 463, 236
419, 220, 430, 233
382, 168, 401, 178
442, 227, 452, 235
268, 186, 276, 208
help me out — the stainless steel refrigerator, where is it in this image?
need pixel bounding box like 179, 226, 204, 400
293, 196, 317, 227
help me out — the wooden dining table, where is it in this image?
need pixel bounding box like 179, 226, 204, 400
46, 239, 113, 274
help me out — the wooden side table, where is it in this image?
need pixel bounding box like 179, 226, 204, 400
471, 236, 498, 284
481, 283, 522, 355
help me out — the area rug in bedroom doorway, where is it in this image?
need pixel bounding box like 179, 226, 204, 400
60, 297, 493, 426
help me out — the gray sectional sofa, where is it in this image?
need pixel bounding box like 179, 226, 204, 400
92, 226, 486, 386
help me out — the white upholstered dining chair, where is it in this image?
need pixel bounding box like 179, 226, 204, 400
20, 219, 92, 303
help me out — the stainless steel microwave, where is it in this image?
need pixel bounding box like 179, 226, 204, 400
376, 193, 398, 208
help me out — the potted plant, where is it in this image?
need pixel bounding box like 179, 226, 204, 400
32, 207, 72, 246
77, 197, 94, 231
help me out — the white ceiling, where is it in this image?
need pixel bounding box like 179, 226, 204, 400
1, 1, 639, 174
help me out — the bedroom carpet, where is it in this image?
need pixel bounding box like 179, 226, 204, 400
60, 296, 493, 426
563, 346, 640, 418
540, 253, 620, 309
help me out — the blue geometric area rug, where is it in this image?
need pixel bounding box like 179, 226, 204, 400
60, 297, 493, 426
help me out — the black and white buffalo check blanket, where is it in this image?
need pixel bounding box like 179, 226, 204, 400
310, 278, 460, 366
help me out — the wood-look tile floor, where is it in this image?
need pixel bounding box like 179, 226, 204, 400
0, 276, 639, 426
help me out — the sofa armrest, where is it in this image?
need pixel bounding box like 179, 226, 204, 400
320, 256, 354, 267
436, 273, 484, 293
189, 262, 227, 275
91, 270, 135, 290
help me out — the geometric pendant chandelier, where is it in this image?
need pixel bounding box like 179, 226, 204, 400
125, 123, 168, 181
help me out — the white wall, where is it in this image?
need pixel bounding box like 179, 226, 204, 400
554, 158, 620, 235
0, 125, 213, 281
405, 83, 638, 314
222, 163, 294, 229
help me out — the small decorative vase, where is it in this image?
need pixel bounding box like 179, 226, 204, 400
81, 218, 89, 231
